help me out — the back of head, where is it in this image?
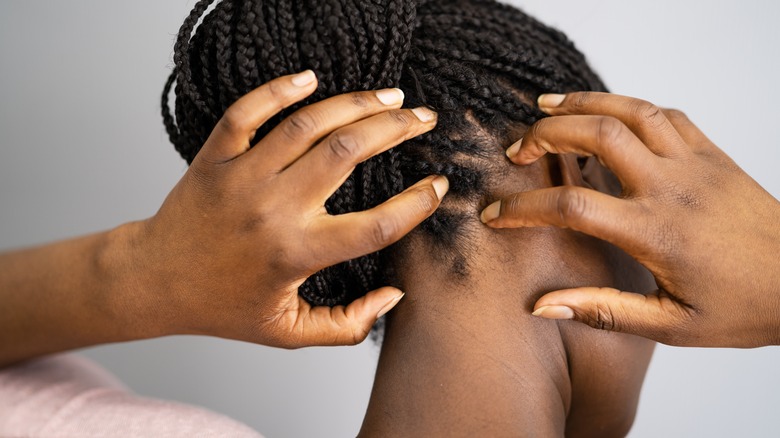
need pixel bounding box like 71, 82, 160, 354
162, 0, 606, 307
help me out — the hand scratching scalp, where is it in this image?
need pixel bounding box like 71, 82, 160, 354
162, 0, 606, 307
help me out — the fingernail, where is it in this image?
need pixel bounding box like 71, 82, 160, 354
432, 176, 449, 200
532, 305, 574, 320
480, 200, 501, 223
376, 88, 405, 106
291, 69, 316, 87
377, 293, 405, 318
538, 93, 566, 108
411, 107, 437, 123
506, 138, 523, 159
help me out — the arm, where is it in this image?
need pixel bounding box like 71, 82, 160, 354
482, 91, 780, 347
0, 71, 447, 367
0, 226, 151, 367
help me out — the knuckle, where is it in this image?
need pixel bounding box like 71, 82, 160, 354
238, 214, 267, 235
655, 172, 707, 210
325, 131, 362, 162
672, 187, 703, 209
649, 217, 681, 257
388, 109, 414, 129
569, 92, 596, 110
556, 187, 589, 224
595, 116, 626, 149
411, 184, 439, 214
630, 201, 681, 258
577, 295, 618, 332
367, 216, 399, 248
527, 117, 549, 143
594, 302, 617, 331
664, 108, 689, 123
630, 100, 666, 128
349, 323, 370, 345
238, 199, 277, 233
349, 92, 370, 108
265, 79, 289, 104
266, 246, 290, 271
220, 104, 254, 134
265, 242, 304, 276
503, 194, 523, 217
282, 111, 318, 141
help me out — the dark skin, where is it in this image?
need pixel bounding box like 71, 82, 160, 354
2, 81, 777, 369
2, 73, 777, 432
0, 72, 449, 366
483, 92, 780, 348
360, 143, 655, 436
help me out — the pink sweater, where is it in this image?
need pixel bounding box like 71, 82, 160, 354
0, 354, 263, 437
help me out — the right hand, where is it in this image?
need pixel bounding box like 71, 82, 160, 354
481, 91, 780, 348
124, 71, 447, 348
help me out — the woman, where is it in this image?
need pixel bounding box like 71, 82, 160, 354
162, 0, 654, 435
3, 0, 776, 438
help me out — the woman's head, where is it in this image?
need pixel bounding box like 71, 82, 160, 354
162, 0, 606, 307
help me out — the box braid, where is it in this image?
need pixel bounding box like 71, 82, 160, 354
162, 0, 607, 307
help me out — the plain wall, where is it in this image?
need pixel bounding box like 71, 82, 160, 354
1, 1, 778, 437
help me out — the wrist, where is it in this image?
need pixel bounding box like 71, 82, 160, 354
97, 220, 170, 340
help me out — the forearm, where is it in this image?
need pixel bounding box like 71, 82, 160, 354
0, 221, 158, 367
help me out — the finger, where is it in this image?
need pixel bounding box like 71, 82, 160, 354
196, 70, 318, 165
251, 88, 410, 172
531, 287, 694, 346
537, 92, 690, 158
661, 108, 715, 154
481, 186, 649, 252
281, 107, 437, 205
305, 175, 448, 270
287, 287, 404, 347
507, 115, 660, 191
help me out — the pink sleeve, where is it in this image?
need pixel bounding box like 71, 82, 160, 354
0, 354, 264, 438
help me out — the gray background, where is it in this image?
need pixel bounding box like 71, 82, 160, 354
1, 1, 778, 436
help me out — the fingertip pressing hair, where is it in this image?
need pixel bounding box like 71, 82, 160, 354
162, 0, 606, 307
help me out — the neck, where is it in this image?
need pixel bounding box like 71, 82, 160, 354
360, 221, 655, 436
359, 226, 593, 436
359, 155, 655, 436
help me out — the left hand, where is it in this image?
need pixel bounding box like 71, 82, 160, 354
125, 72, 446, 348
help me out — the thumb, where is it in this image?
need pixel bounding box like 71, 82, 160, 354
531, 287, 691, 344
294, 287, 404, 347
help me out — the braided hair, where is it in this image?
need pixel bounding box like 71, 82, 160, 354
162, 0, 606, 307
